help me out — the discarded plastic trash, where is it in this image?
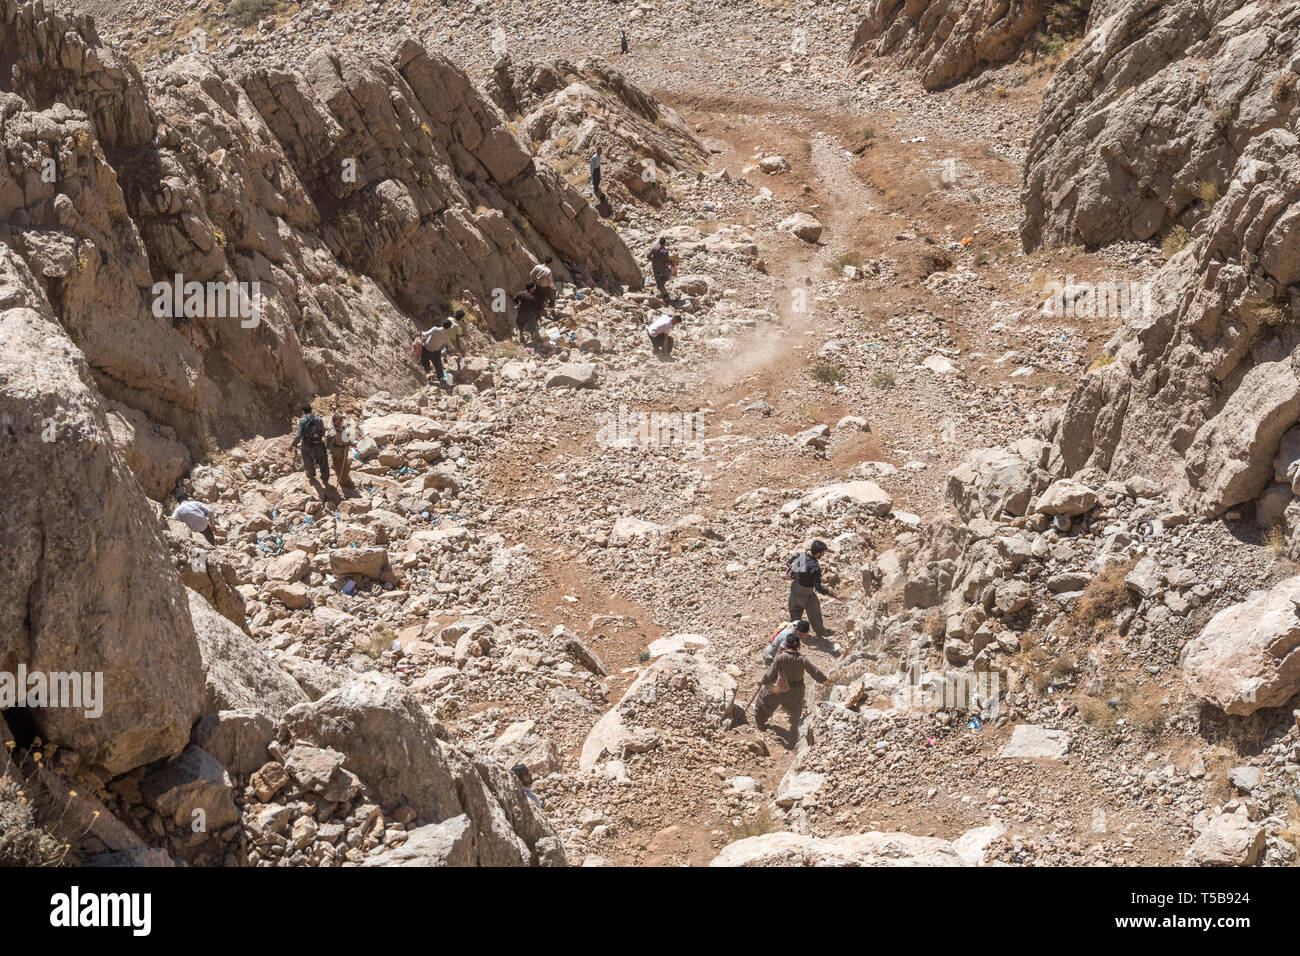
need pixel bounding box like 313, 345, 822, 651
901, 136, 926, 143
341, 580, 357, 596
967, 715, 983, 731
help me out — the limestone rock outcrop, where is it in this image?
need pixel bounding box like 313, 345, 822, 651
851, 0, 1047, 90
1022, 0, 1298, 249
486, 56, 710, 208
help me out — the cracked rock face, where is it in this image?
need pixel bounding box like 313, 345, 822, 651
851, 0, 1047, 91
1021, 0, 1299, 250
1, 0, 638, 464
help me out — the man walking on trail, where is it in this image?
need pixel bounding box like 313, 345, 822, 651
589, 149, 603, 197
647, 311, 676, 360
290, 403, 330, 485
787, 539, 844, 638
647, 236, 673, 297
514, 281, 544, 346
421, 318, 453, 390
325, 412, 356, 489
620, 30, 628, 55
172, 492, 217, 545
754, 629, 828, 733
530, 256, 557, 313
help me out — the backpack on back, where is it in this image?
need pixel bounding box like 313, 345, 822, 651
762, 622, 794, 665
303, 414, 325, 446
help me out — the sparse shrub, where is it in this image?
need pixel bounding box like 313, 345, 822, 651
810, 362, 846, 385
416, 171, 433, 188
871, 369, 895, 390
637, 650, 650, 663
1243, 296, 1292, 328
0, 780, 66, 866
1086, 353, 1115, 373
857, 127, 875, 142
1213, 106, 1234, 135
1069, 558, 1136, 639
357, 628, 395, 659
1273, 71, 1298, 104
227, 0, 279, 27
1266, 525, 1288, 559
1161, 225, 1191, 259
1080, 681, 1169, 733
1199, 181, 1221, 208
726, 808, 779, 843
993, 85, 1009, 99
212, 226, 227, 247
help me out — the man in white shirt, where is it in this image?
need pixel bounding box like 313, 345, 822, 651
421, 319, 453, 390
172, 492, 216, 544
529, 257, 557, 312
647, 312, 676, 360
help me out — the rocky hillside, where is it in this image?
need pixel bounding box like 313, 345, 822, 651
1, 0, 636, 491
4, 0, 1300, 871
851, 0, 1055, 89
1022, 0, 1299, 249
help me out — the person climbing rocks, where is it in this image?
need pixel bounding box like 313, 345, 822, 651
325, 412, 356, 489
512, 764, 543, 808
171, 492, 217, 545
647, 236, 673, 296
786, 539, 844, 638
753, 629, 827, 733
589, 148, 603, 197
620, 29, 628, 55
762, 619, 810, 666
530, 256, 557, 312
646, 311, 676, 360
421, 318, 453, 390
444, 308, 467, 371
290, 403, 330, 485
514, 281, 544, 346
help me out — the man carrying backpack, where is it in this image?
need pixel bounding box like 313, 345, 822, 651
762, 619, 810, 665
290, 403, 330, 485
514, 282, 544, 346
786, 539, 844, 639
754, 629, 828, 733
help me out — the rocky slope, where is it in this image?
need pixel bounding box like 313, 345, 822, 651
851, 0, 1049, 90
1, 0, 636, 490
1022, 0, 1300, 249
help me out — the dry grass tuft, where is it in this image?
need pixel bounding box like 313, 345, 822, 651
1069, 558, 1136, 639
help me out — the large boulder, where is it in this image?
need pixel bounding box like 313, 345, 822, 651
0, 247, 204, 776
947, 446, 1053, 521
711, 831, 969, 866
188, 589, 308, 718
1182, 576, 1300, 715
580, 652, 737, 771
279, 672, 564, 865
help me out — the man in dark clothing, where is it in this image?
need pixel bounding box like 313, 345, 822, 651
620, 30, 628, 54
589, 149, 602, 196
754, 631, 828, 732
290, 402, 330, 484
787, 539, 844, 638
514, 282, 544, 345
647, 237, 672, 296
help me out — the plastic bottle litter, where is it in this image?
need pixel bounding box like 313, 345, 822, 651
341, 580, 357, 596
967, 715, 983, 731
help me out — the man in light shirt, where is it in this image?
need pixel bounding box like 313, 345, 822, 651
647, 312, 676, 360
529, 257, 557, 312
421, 319, 453, 390
171, 492, 217, 544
